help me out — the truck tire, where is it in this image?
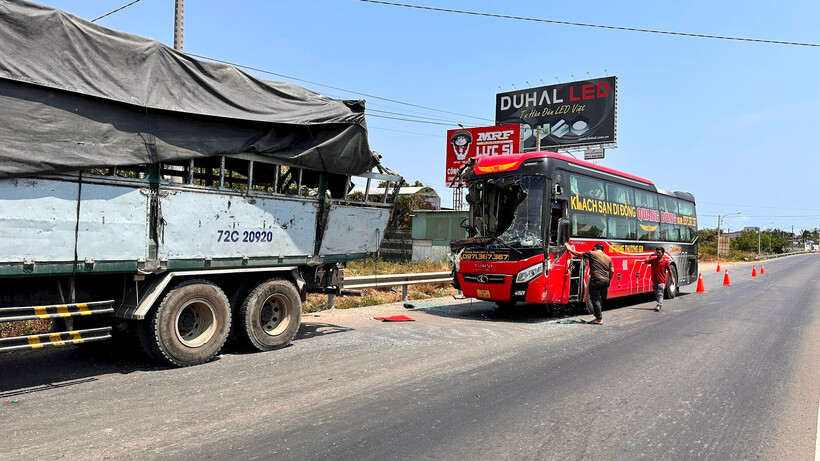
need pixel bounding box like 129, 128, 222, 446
139, 279, 231, 367
235, 278, 301, 352
665, 265, 678, 299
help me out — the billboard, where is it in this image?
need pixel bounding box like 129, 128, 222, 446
445, 124, 521, 187
495, 76, 617, 149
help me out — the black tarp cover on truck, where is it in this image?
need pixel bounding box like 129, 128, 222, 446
0, 0, 376, 179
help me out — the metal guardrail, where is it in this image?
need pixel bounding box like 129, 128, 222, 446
754, 250, 811, 260
343, 271, 453, 289
328, 271, 453, 308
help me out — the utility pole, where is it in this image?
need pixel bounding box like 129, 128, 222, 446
716, 212, 741, 256
168, 0, 185, 183
174, 0, 184, 52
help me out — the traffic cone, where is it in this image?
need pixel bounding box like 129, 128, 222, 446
760, 264, 766, 274
716, 263, 721, 272
696, 273, 706, 293
751, 265, 757, 277
723, 269, 732, 286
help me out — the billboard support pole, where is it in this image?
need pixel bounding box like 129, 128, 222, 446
535, 125, 541, 151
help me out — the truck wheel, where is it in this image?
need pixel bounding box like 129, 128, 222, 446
235, 278, 301, 352
665, 266, 678, 299
139, 279, 231, 367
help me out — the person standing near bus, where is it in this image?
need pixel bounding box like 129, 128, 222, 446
644, 248, 671, 311
565, 242, 614, 325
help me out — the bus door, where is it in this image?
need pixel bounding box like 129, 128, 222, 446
567, 257, 585, 303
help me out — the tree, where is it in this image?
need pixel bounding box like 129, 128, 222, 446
377, 178, 423, 188
388, 188, 435, 230
730, 230, 759, 253
765, 229, 787, 254
697, 228, 718, 256
357, 179, 435, 230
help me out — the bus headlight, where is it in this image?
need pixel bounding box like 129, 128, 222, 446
516, 262, 544, 283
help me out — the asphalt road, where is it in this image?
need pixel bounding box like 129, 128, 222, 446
2, 255, 820, 460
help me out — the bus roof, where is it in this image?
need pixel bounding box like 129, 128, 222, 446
472, 151, 654, 186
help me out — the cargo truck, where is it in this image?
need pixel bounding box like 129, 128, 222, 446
0, 0, 401, 366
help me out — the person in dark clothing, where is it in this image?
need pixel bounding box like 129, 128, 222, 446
643, 248, 671, 311
565, 242, 614, 325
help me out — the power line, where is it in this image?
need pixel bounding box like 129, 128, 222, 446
303, 89, 468, 125
700, 214, 820, 219
367, 108, 466, 125
91, 0, 142, 23
367, 113, 455, 126
699, 201, 820, 213
186, 53, 494, 123
360, 0, 820, 48
367, 125, 441, 138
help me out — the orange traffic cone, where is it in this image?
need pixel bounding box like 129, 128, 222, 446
716, 263, 721, 272
760, 264, 765, 274
696, 273, 706, 293
723, 269, 732, 286
751, 265, 757, 277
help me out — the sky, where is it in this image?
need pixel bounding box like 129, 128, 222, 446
37, 0, 820, 235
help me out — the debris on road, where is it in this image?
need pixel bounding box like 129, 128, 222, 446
374, 315, 415, 322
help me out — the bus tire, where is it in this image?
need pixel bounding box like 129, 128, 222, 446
235, 278, 302, 352
139, 279, 231, 367
665, 265, 678, 299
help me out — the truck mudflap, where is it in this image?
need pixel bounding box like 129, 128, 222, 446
0, 300, 114, 352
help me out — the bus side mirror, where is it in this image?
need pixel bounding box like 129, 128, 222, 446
557, 218, 570, 245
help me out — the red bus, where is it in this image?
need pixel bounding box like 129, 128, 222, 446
451, 151, 698, 308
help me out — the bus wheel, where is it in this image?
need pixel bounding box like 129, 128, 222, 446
139, 279, 231, 367
665, 266, 678, 299
495, 301, 517, 310
235, 278, 302, 352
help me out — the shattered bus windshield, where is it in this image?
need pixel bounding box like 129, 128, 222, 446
468, 176, 545, 248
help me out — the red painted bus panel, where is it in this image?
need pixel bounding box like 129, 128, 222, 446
473, 151, 654, 186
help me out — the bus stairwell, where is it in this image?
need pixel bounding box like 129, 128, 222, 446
567, 258, 585, 303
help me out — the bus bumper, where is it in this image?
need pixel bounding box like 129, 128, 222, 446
457, 272, 549, 304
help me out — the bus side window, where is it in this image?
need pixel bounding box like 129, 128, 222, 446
660, 224, 680, 242
607, 216, 636, 240
678, 200, 695, 216
570, 174, 605, 200
659, 196, 678, 213
635, 189, 657, 209
606, 183, 634, 206
638, 222, 659, 241
573, 213, 606, 238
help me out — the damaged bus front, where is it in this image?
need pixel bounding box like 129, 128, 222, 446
451, 154, 551, 308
